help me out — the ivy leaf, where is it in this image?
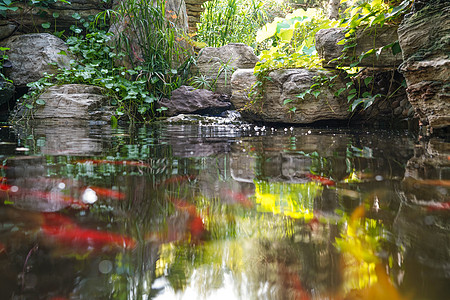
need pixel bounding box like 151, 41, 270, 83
351, 98, 364, 111
364, 76, 373, 87
391, 41, 402, 55
347, 93, 357, 103
311, 91, 321, 98
296, 92, 306, 99
335, 88, 346, 97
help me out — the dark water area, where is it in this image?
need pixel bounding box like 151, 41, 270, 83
0, 121, 449, 300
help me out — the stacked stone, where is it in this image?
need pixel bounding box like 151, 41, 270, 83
398, 0, 450, 134
315, 25, 416, 126
185, 0, 209, 32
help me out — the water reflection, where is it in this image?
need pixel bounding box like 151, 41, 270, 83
0, 123, 448, 299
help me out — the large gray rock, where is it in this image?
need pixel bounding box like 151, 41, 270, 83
3, 0, 109, 34
398, 1, 450, 132
159, 85, 232, 116
1, 33, 73, 87
231, 68, 351, 124
195, 43, 259, 95
0, 21, 17, 41
315, 25, 403, 68
12, 84, 114, 122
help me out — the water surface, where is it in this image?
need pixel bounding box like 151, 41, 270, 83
0, 122, 448, 299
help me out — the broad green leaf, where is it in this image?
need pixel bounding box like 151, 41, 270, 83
53, 12, 60, 18
351, 98, 364, 111
279, 28, 294, 43
337, 38, 346, 45
391, 41, 401, 55
36, 99, 45, 105
283, 99, 293, 105
72, 13, 81, 20
41, 22, 51, 29
256, 21, 278, 43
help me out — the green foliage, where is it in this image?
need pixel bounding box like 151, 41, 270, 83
196, 0, 288, 47
254, 8, 338, 74
337, 0, 413, 111
105, 0, 192, 97
0, 0, 18, 17
249, 8, 339, 106
23, 0, 193, 122
23, 30, 157, 121
0, 47, 11, 83
189, 58, 235, 92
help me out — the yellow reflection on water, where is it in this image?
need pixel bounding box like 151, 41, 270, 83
254, 180, 322, 220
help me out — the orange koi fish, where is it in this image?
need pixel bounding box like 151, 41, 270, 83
88, 186, 126, 200
168, 198, 208, 242
306, 174, 335, 186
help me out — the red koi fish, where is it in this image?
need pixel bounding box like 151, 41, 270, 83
221, 189, 254, 208
424, 201, 450, 211
279, 264, 310, 300
41, 213, 136, 250
0, 242, 6, 255
75, 159, 151, 168
306, 174, 335, 186
307, 216, 320, 232
0, 184, 88, 210
0, 182, 14, 192
168, 198, 208, 242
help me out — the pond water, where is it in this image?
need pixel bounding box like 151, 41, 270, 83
0, 121, 449, 300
